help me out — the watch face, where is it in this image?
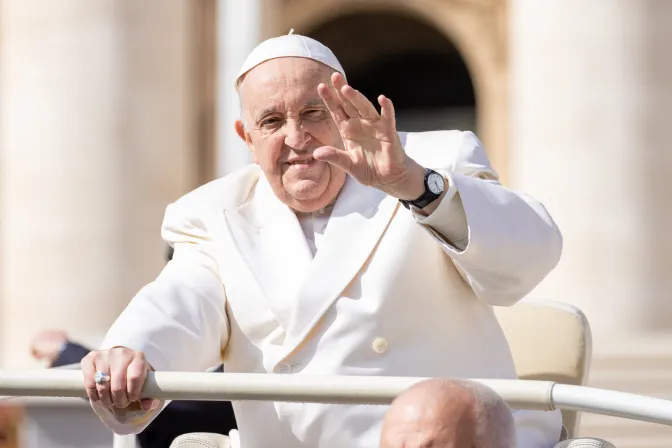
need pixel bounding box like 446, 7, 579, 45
427, 172, 444, 194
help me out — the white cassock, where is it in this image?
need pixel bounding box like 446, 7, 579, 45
91, 130, 564, 447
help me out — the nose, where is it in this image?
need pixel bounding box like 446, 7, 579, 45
284, 119, 311, 150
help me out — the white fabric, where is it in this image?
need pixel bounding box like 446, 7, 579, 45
297, 181, 469, 257
409, 174, 467, 250
296, 207, 333, 257
170, 432, 232, 448
235, 33, 346, 89
91, 130, 564, 448
554, 439, 615, 448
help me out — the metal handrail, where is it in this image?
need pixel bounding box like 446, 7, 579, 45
52, 363, 82, 370
2, 370, 672, 427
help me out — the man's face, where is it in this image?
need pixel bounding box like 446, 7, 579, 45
236, 57, 347, 212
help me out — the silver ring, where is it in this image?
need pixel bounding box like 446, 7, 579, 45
94, 371, 110, 385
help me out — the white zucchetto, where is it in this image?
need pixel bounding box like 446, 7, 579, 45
235, 30, 346, 90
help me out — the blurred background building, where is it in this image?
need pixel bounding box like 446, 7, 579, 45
1, 0, 671, 446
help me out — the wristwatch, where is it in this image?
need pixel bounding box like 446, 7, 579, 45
399, 168, 446, 210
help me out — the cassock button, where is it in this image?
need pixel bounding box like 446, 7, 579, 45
372, 337, 388, 354
274, 363, 291, 374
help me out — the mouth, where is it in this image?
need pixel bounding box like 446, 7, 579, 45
287, 157, 315, 166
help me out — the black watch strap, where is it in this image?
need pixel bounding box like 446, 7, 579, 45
399, 168, 444, 210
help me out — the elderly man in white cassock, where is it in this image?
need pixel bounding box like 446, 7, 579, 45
82, 33, 564, 447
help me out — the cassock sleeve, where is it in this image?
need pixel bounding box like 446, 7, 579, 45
90, 200, 229, 435
52, 341, 91, 367
411, 131, 562, 306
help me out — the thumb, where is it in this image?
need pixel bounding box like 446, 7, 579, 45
313, 146, 352, 173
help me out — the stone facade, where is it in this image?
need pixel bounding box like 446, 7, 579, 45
275, 0, 510, 181
0, 0, 202, 366
510, 1, 672, 444
2, 0, 672, 445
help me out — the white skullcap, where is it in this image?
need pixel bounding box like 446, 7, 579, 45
235, 29, 346, 90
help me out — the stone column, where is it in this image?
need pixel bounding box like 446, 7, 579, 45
0, 0, 198, 367
510, 0, 672, 354
216, 0, 261, 176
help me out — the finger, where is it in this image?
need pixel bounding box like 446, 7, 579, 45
379, 95, 397, 131
141, 398, 161, 412
317, 83, 348, 124
313, 146, 353, 173
93, 357, 113, 407
126, 354, 149, 403
81, 352, 100, 403
109, 349, 130, 408
342, 86, 379, 120
331, 73, 359, 118
338, 88, 360, 118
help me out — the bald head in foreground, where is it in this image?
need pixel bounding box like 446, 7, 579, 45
381, 379, 516, 448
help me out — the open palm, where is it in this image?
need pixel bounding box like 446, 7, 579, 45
314, 73, 410, 190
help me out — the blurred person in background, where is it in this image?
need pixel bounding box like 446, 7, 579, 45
31, 329, 89, 368
29, 245, 237, 448
0, 405, 22, 448
82, 33, 563, 447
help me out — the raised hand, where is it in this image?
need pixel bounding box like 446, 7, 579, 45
314, 73, 424, 201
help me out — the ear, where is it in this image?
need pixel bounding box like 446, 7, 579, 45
234, 120, 258, 163
234, 120, 247, 142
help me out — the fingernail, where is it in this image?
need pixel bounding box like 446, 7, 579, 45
141, 398, 159, 412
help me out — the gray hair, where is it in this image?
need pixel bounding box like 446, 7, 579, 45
237, 73, 249, 130
458, 380, 517, 448
238, 102, 247, 130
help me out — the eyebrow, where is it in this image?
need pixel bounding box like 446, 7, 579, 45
255, 106, 279, 123
254, 99, 326, 123
303, 99, 325, 109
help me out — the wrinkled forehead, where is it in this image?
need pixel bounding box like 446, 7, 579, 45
239, 57, 334, 112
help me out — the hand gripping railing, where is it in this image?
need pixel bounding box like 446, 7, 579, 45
2, 370, 672, 428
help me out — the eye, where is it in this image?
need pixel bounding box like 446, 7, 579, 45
259, 117, 283, 128
303, 109, 325, 119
